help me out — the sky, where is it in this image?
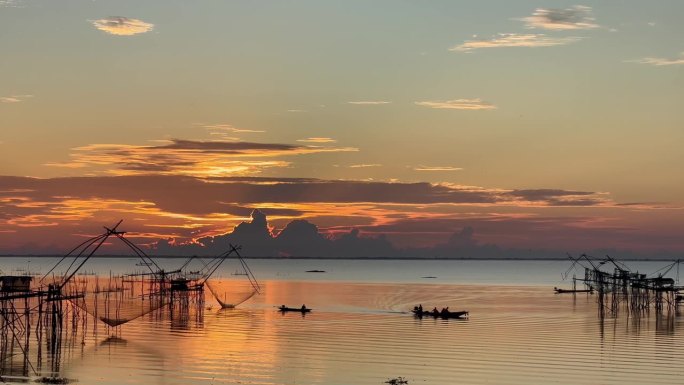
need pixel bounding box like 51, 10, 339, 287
1, 1, 683, 257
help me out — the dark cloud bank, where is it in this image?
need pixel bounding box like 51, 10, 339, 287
1, 176, 677, 258
153, 209, 489, 258
151, 209, 652, 259
0, 175, 610, 213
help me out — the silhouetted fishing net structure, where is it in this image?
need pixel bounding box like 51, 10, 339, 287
34, 221, 172, 328
191, 245, 261, 308
0, 221, 251, 382
66, 276, 166, 327
206, 279, 258, 308
33, 222, 261, 330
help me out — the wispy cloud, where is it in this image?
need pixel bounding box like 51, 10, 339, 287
347, 101, 391, 105
520, 5, 599, 30
505, 189, 606, 206
206, 133, 240, 141
0, 0, 26, 7
46, 139, 357, 177
1, 95, 33, 103
626, 52, 684, 66
0, 175, 618, 213
415, 98, 496, 110
287, 109, 306, 113
413, 166, 463, 171
451, 33, 582, 52
349, 164, 382, 168
91, 17, 154, 36
296, 137, 337, 144
202, 124, 265, 133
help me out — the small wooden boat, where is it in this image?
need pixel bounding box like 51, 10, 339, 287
412, 309, 468, 319
554, 287, 593, 294
278, 305, 311, 313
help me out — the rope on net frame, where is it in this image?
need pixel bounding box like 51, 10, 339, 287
199, 244, 261, 308
39, 220, 171, 328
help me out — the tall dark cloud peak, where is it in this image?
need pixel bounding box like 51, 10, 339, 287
153, 209, 415, 258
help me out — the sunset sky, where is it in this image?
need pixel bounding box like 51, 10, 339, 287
1, 1, 683, 256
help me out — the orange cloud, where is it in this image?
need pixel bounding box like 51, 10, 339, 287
627, 53, 684, 66
415, 99, 496, 110
46, 139, 357, 177
1, 94, 32, 103
90, 17, 154, 36
520, 6, 599, 30
1, 175, 678, 255
413, 166, 463, 171
347, 101, 391, 105
296, 137, 337, 143
202, 124, 265, 133
450, 34, 582, 52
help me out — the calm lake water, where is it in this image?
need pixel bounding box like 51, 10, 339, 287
1, 257, 684, 385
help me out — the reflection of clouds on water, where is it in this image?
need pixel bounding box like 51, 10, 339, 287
20, 280, 684, 385
2, 260, 684, 384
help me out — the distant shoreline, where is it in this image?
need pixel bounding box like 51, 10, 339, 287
0, 255, 679, 262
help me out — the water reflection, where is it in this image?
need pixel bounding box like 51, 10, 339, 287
1, 280, 684, 384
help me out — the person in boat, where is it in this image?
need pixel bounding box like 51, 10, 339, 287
432, 307, 439, 316
440, 307, 449, 316
280, 305, 286, 310
418, 304, 423, 313
413, 305, 419, 313
301, 304, 307, 311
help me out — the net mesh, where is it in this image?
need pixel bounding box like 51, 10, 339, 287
206, 279, 258, 308
66, 276, 166, 327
